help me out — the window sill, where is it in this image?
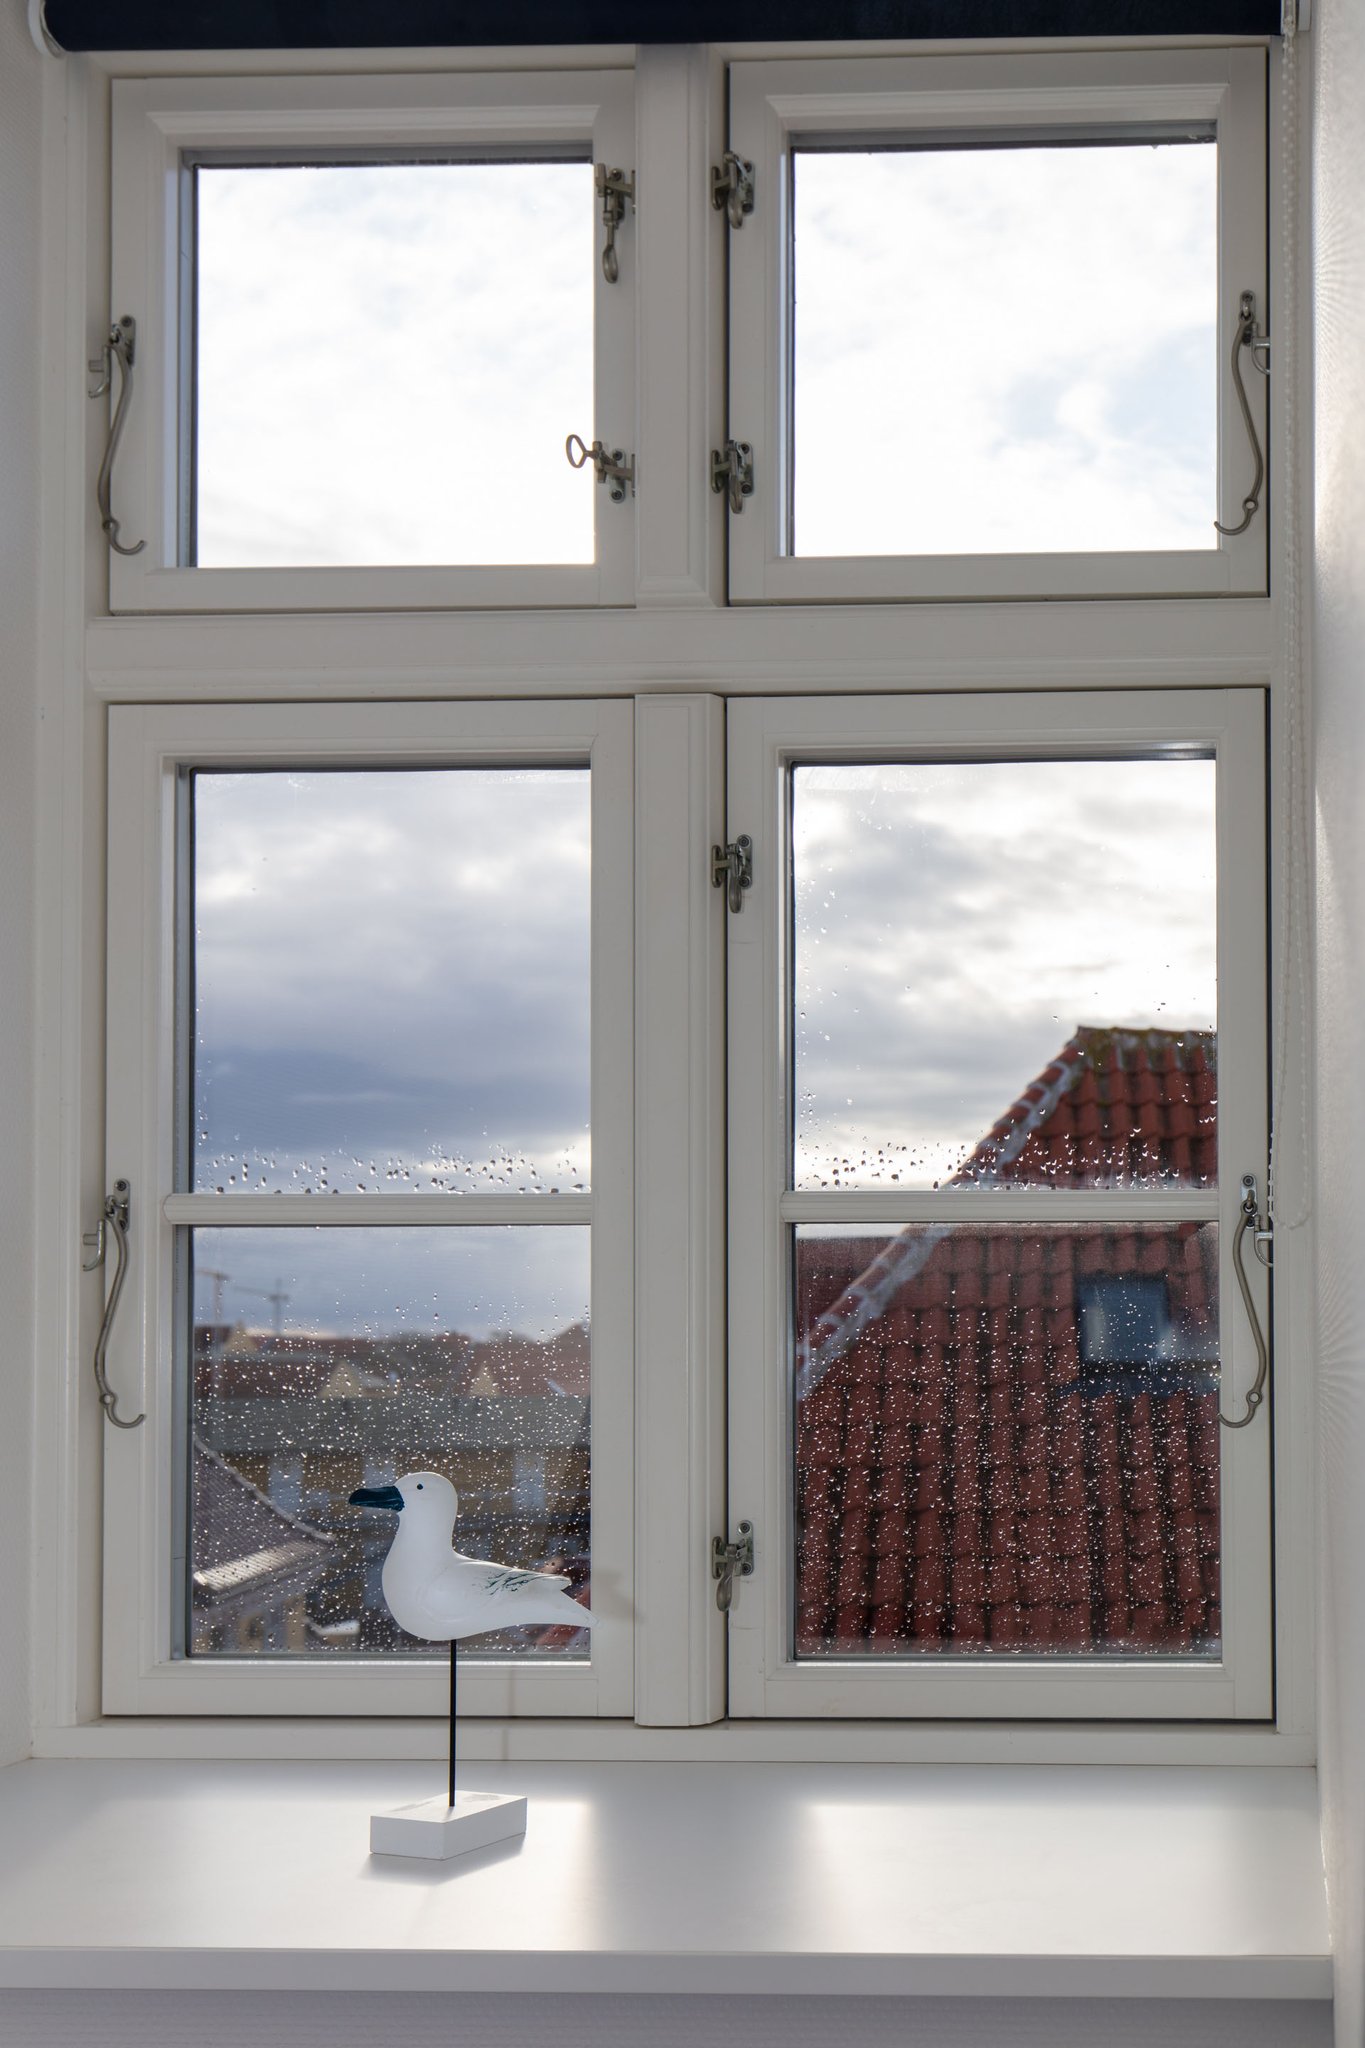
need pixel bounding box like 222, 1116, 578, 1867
0, 1759, 1329, 1998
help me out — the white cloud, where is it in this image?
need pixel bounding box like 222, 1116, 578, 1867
193, 767, 591, 1195
195, 162, 595, 567
793, 141, 1217, 556
794, 757, 1218, 1185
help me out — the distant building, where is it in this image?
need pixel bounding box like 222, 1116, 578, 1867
189, 1435, 334, 1654
188, 1321, 592, 1658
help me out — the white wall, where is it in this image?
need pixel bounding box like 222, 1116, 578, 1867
0, 1992, 1336, 2048
0, 0, 42, 1766
1313, 1, 1365, 2042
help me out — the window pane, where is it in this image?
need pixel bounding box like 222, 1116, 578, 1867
794, 1222, 1220, 1659
187, 1226, 591, 1658
194, 162, 595, 567
792, 758, 1217, 1189
792, 141, 1217, 556
192, 768, 590, 1194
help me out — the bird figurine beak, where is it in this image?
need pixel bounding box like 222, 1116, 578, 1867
349, 1484, 405, 1511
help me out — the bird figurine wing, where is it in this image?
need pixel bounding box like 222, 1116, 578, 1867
451, 1555, 573, 1595
418, 1553, 588, 1638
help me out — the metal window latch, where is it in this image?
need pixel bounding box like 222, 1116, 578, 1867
713, 1521, 755, 1612
711, 834, 753, 913
594, 164, 635, 284
87, 316, 145, 558
565, 433, 636, 502
1214, 290, 1269, 538
83, 1179, 145, 1431
1220, 1173, 1271, 1431
711, 151, 755, 229
711, 440, 754, 515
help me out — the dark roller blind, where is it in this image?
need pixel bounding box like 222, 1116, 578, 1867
43, 0, 1282, 52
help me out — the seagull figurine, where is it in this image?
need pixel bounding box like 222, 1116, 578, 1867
349, 1468, 588, 1852
348, 1470, 593, 1642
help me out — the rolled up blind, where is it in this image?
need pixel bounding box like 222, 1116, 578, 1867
42, 0, 1282, 53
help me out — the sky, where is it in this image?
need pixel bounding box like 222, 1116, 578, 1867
192, 138, 1216, 569
190, 756, 1217, 1335
191, 1223, 589, 1352
192, 767, 591, 1338
793, 140, 1218, 556
793, 757, 1217, 1187
194, 161, 595, 567
185, 150, 1221, 1333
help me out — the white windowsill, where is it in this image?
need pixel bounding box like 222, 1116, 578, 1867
0, 1759, 1329, 1999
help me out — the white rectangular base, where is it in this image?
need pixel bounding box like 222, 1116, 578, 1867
370, 1791, 528, 1861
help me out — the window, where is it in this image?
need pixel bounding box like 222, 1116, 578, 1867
106, 71, 636, 611
101, 701, 633, 1715
73, 39, 1299, 1748
725, 50, 1267, 602
724, 690, 1270, 1717
193, 159, 596, 570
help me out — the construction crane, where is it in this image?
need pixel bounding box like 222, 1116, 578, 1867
199, 1268, 230, 1323
232, 1279, 291, 1340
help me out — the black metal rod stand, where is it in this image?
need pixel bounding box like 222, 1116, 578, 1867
448, 1638, 458, 1809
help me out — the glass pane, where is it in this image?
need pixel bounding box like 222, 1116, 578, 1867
194, 162, 595, 567
792, 758, 1217, 1189
187, 1227, 591, 1658
792, 140, 1217, 556
794, 1223, 1221, 1659
192, 768, 590, 1194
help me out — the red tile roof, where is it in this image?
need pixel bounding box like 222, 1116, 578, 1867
958, 1026, 1217, 1191
794, 1027, 1221, 1659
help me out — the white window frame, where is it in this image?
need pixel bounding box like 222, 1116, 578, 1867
725, 49, 1268, 605
36, 36, 1313, 1761
724, 687, 1271, 1719
100, 697, 635, 1717
106, 69, 637, 613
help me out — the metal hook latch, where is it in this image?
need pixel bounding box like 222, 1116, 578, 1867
713, 1521, 755, 1612
1220, 1173, 1271, 1430
711, 151, 755, 229
86, 1179, 145, 1431
565, 433, 635, 502
594, 164, 635, 285
88, 316, 146, 558
711, 835, 753, 913
1214, 291, 1268, 539
711, 440, 755, 515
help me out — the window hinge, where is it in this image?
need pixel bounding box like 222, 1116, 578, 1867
565, 433, 636, 502
594, 164, 635, 284
711, 151, 755, 229
711, 440, 754, 514
713, 1521, 755, 1612
711, 834, 753, 913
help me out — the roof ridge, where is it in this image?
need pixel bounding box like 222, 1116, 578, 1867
191, 1431, 334, 1546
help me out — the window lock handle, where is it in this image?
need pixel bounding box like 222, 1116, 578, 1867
1214, 291, 1268, 539
88, 317, 146, 558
